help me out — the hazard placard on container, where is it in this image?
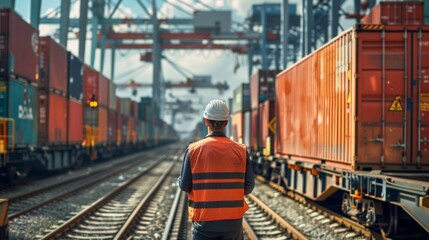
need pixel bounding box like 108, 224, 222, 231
421, 93, 429, 111
388, 96, 403, 112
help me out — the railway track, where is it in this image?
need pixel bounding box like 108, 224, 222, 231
8, 145, 182, 239
41, 159, 177, 239
248, 179, 383, 240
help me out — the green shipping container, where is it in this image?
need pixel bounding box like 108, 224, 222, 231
0, 79, 38, 147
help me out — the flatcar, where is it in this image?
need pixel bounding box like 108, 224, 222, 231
239, 1, 429, 237
0, 9, 178, 182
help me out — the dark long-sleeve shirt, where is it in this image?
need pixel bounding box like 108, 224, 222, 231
178, 131, 255, 232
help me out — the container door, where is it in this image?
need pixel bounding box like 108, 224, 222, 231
8, 80, 38, 147
412, 29, 429, 167
357, 29, 413, 169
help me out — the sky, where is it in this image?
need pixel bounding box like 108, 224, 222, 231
14, 0, 358, 135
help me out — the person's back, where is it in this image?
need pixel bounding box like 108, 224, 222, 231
179, 100, 255, 240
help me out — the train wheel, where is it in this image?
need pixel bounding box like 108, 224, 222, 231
11, 164, 30, 178
376, 204, 398, 237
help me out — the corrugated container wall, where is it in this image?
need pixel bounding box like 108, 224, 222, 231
108, 109, 116, 143
0, 9, 38, 82
250, 109, 258, 151
39, 37, 67, 93
83, 106, 98, 127
68, 99, 83, 144
116, 112, 123, 144
83, 64, 98, 105
361, 1, 423, 25
250, 69, 276, 110
276, 25, 429, 171
98, 107, 108, 144
232, 84, 250, 114
231, 112, 243, 143
120, 98, 131, 116
243, 111, 251, 148
138, 97, 151, 122
130, 101, 138, 119
108, 81, 116, 110
259, 100, 275, 155
98, 74, 109, 107
2, 80, 38, 147
68, 53, 83, 101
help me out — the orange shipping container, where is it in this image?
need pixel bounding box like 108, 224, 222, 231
276, 24, 429, 171
231, 112, 243, 144
128, 117, 135, 143
259, 100, 275, 155
68, 99, 83, 144
98, 106, 108, 144
39, 36, 68, 94
361, 1, 423, 26
98, 74, 109, 107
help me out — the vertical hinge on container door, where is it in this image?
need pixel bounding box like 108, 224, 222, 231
417, 29, 423, 167
381, 29, 386, 167
402, 28, 408, 167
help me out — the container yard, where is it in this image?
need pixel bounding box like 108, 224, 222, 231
0, 1, 428, 239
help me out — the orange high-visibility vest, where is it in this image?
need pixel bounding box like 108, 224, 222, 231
188, 136, 248, 222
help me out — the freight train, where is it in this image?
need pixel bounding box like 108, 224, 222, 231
0, 9, 178, 182
223, 1, 429, 237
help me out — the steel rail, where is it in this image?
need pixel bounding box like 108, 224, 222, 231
113, 160, 177, 239
247, 193, 309, 240
242, 217, 258, 240
9, 153, 154, 220
40, 154, 171, 240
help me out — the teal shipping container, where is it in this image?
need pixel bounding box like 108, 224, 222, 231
0, 79, 38, 147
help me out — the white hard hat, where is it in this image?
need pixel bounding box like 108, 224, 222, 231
203, 100, 230, 121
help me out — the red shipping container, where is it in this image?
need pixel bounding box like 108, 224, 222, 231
122, 115, 129, 143
250, 69, 276, 110
108, 109, 117, 144
39, 36, 68, 94
250, 109, 259, 151
128, 117, 136, 143
0, 9, 39, 82
130, 101, 139, 119
259, 100, 275, 155
231, 112, 243, 144
116, 113, 123, 144
98, 74, 109, 107
98, 106, 108, 144
276, 25, 429, 171
38, 92, 68, 144
361, 1, 423, 26
83, 64, 99, 104
68, 99, 83, 144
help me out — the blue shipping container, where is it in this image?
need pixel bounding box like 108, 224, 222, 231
68, 52, 83, 101
0, 79, 38, 147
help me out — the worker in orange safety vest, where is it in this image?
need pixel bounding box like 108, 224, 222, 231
178, 99, 255, 240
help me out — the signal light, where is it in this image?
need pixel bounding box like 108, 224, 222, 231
88, 94, 98, 108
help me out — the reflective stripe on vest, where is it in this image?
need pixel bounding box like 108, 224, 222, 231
188, 136, 248, 222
